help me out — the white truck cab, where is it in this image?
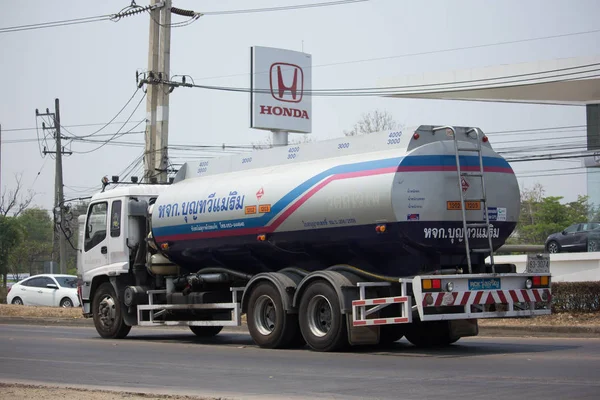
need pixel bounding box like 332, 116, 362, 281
78, 185, 166, 315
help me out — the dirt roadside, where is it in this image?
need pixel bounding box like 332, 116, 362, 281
0, 382, 226, 400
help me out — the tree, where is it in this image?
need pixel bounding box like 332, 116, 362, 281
343, 110, 400, 136
1, 174, 35, 217
252, 133, 314, 150
62, 201, 89, 275
8, 208, 53, 278
0, 216, 25, 287
512, 184, 595, 244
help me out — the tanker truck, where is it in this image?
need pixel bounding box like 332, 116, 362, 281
77, 125, 551, 351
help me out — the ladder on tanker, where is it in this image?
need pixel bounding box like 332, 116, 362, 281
435, 126, 495, 274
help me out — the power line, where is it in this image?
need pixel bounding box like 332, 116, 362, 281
0, 2, 161, 34
486, 125, 587, 135
152, 68, 600, 98
2, 131, 145, 145
29, 158, 49, 190
0, 14, 112, 34
271, 62, 600, 93
194, 29, 600, 82
200, 0, 368, 15
2, 119, 145, 133
71, 93, 147, 154
4, 122, 587, 139
61, 88, 142, 139
517, 170, 600, 179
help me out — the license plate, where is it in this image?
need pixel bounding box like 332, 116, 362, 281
468, 278, 501, 291
447, 201, 481, 210
526, 253, 550, 273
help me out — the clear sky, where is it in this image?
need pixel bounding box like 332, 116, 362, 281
1, 0, 599, 212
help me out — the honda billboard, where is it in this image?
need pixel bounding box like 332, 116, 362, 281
250, 46, 312, 133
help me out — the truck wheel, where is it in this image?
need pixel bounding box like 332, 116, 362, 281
378, 325, 405, 346
404, 321, 454, 347
298, 281, 347, 352
247, 282, 302, 349
92, 282, 131, 339
189, 326, 223, 337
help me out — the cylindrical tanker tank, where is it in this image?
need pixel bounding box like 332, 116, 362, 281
152, 125, 519, 277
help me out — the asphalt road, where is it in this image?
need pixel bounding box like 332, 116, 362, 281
1, 324, 599, 400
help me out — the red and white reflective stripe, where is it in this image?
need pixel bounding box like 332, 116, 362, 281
422, 289, 551, 307
353, 317, 409, 327
352, 296, 408, 307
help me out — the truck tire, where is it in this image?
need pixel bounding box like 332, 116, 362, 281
404, 321, 455, 347
378, 325, 405, 346
247, 281, 302, 349
298, 281, 348, 352
92, 282, 131, 339
189, 326, 223, 337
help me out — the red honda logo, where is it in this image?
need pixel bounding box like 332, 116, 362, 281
270, 63, 304, 103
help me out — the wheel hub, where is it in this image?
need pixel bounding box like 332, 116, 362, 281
254, 295, 277, 336
98, 295, 116, 329
307, 295, 333, 338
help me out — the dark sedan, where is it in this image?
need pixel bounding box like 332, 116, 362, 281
545, 222, 600, 253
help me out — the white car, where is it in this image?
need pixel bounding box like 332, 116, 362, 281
7, 274, 80, 308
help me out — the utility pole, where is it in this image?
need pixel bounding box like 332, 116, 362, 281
0, 124, 2, 195
144, 0, 161, 184
155, 0, 172, 184
144, 0, 172, 184
140, 2, 197, 182
36, 99, 71, 274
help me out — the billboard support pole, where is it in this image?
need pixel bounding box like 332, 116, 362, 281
272, 131, 288, 147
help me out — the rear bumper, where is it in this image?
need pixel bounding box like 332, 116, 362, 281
352, 273, 551, 327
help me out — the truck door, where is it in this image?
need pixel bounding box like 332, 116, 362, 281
108, 199, 128, 265
83, 202, 109, 270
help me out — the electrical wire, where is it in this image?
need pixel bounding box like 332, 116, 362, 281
159, 68, 600, 97
195, 29, 600, 82
61, 88, 141, 139
200, 0, 368, 15
70, 93, 147, 154
0, 15, 112, 34
517, 169, 600, 178
485, 125, 587, 135
0, 2, 159, 34
261, 62, 600, 94
4, 122, 588, 140
2, 131, 145, 144
2, 119, 146, 133
29, 158, 49, 190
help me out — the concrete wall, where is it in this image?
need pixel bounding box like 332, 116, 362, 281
490, 252, 600, 282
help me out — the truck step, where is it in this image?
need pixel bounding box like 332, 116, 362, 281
457, 147, 481, 152
471, 248, 492, 253
461, 172, 483, 177
466, 223, 489, 228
